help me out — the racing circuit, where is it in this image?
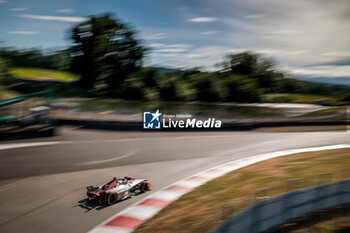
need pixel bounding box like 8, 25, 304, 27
0, 127, 349, 233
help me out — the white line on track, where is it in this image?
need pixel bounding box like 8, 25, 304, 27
0, 141, 62, 151
78, 149, 138, 165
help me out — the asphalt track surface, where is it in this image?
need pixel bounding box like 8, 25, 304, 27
0, 127, 349, 233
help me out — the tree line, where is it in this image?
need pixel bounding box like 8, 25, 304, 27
0, 13, 349, 102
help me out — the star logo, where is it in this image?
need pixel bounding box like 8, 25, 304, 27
151, 109, 161, 122
143, 109, 162, 129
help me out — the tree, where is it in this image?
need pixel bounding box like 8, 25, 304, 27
0, 57, 8, 83
226, 52, 258, 75
0, 47, 56, 69
70, 13, 145, 92
53, 49, 71, 71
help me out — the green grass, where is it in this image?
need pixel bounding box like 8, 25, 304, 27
262, 93, 332, 104
135, 148, 350, 233
9, 67, 79, 82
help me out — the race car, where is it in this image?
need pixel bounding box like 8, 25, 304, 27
86, 177, 153, 205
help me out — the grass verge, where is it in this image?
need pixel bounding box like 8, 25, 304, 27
9, 67, 79, 82
135, 148, 350, 233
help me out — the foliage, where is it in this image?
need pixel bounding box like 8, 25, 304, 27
0, 47, 71, 72
0, 15, 349, 103
225, 52, 258, 74
0, 57, 9, 84
70, 13, 145, 92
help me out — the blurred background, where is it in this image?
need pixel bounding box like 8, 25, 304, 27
0, 0, 349, 136
0, 1, 349, 233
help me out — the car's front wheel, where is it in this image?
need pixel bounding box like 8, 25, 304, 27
140, 182, 152, 193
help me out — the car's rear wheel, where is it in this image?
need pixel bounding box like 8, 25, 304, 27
107, 193, 118, 205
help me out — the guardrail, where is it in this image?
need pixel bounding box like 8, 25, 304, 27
210, 179, 350, 233
0, 90, 55, 107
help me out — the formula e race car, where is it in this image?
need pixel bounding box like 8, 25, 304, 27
86, 177, 153, 205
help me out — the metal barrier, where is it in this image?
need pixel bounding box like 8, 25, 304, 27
0, 90, 55, 123
0, 90, 55, 107
210, 179, 350, 233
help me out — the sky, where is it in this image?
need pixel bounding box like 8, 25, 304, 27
0, 0, 350, 80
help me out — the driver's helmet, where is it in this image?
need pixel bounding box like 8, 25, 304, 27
117, 180, 122, 185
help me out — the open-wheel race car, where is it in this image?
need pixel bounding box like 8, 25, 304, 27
86, 177, 153, 205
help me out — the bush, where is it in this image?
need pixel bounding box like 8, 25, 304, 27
222, 74, 261, 102
187, 73, 221, 102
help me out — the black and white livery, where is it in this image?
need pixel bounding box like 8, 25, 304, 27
86, 177, 153, 205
